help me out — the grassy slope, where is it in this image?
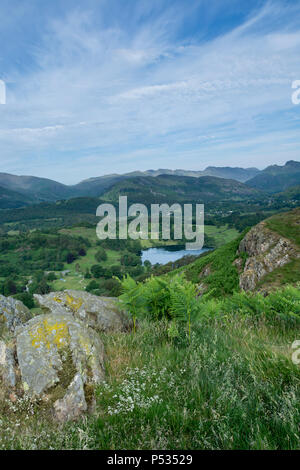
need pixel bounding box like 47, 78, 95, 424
173, 234, 246, 297
1, 301, 299, 450
265, 207, 300, 246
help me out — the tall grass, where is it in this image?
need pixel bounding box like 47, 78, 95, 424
0, 285, 299, 450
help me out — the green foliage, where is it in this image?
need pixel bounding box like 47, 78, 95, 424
29, 278, 51, 295
90, 264, 106, 279
194, 284, 300, 325
182, 232, 248, 297
5, 309, 298, 450
13, 292, 35, 309
86, 280, 100, 292
119, 272, 300, 335
118, 274, 200, 339
95, 248, 107, 262
46, 272, 57, 281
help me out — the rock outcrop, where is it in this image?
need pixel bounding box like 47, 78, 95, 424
34, 290, 131, 332
16, 312, 105, 397
0, 290, 130, 422
0, 295, 32, 334
236, 222, 299, 291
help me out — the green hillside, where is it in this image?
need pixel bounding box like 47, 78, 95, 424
247, 160, 300, 193
0, 185, 36, 209
0, 173, 76, 203
102, 174, 262, 207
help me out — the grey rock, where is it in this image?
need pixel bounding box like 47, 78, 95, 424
0, 340, 16, 387
34, 290, 131, 332
53, 373, 87, 423
237, 222, 299, 291
16, 312, 105, 397
0, 295, 32, 334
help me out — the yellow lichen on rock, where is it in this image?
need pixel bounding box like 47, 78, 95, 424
29, 319, 69, 350
77, 334, 92, 356
66, 294, 83, 312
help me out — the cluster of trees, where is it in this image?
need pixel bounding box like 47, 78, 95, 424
0, 269, 56, 308
0, 230, 90, 303
0, 230, 89, 276
83, 239, 144, 296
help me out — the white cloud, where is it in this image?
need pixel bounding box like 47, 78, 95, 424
0, 0, 300, 183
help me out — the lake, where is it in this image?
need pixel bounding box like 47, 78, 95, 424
141, 245, 210, 265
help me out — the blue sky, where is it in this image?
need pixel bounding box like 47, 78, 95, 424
0, 0, 300, 184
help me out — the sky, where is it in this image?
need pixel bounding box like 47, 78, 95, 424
0, 0, 300, 184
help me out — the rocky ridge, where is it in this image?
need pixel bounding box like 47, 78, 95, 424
235, 221, 300, 291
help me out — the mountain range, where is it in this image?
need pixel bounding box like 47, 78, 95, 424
0, 161, 299, 209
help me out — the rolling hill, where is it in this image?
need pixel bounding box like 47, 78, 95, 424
73, 166, 260, 196
0, 172, 76, 204
0, 161, 297, 211
0, 164, 261, 209
246, 160, 300, 193
101, 174, 262, 207
0, 185, 36, 209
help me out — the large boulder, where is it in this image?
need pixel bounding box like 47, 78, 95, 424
16, 312, 105, 398
2, 312, 106, 422
34, 290, 131, 332
0, 295, 32, 334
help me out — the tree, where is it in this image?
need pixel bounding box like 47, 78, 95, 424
144, 260, 152, 271
86, 280, 100, 292
66, 252, 76, 264
32, 279, 51, 295
110, 265, 122, 278
91, 264, 106, 278
84, 269, 91, 279
47, 272, 57, 281
95, 248, 107, 262
13, 292, 34, 309
104, 278, 122, 296
3, 279, 17, 296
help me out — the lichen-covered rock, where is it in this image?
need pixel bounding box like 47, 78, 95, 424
236, 222, 300, 291
0, 340, 16, 388
53, 373, 87, 422
0, 295, 32, 334
16, 312, 105, 397
34, 290, 131, 332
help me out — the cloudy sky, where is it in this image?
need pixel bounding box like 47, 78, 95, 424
0, 0, 300, 184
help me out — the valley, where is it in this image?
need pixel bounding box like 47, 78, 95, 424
0, 163, 300, 451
